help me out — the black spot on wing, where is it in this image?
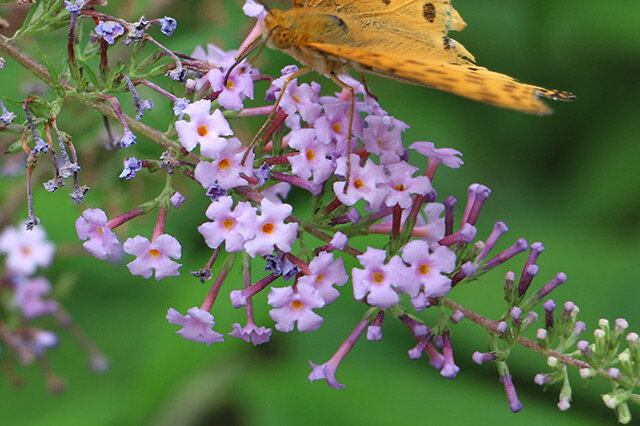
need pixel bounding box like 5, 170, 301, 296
423, 3, 436, 23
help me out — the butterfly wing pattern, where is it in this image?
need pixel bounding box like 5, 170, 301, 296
264, 0, 575, 114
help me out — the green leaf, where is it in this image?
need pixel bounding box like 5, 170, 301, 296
76, 59, 102, 90
35, 45, 62, 89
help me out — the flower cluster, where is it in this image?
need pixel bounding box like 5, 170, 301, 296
0, 1, 636, 423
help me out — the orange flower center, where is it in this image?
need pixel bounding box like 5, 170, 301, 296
226, 79, 234, 90
148, 249, 161, 258
222, 218, 235, 229
291, 300, 303, 310
354, 179, 364, 189
372, 271, 384, 283
315, 273, 324, 284
394, 184, 406, 191
332, 123, 342, 133
419, 263, 430, 275
197, 125, 208, 137
262, 223, 274, 234
218, 159, 231, 169
306, 149, 316, 161
292, 95, 301, 103
20, 246, 31, 256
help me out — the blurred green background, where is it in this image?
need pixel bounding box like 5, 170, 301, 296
0, 0, 639, 425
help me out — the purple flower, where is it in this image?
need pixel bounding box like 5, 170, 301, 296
194, 140, 255, 190
198, 196, 257, 252
362, 115, 405, 164
170, 191, 186, 208
207, 63, 255, 111
118, 129, 137, 148
333, 154, 389, 211
160, 16, 177, 36
64, 0, 84, 15
119, 157, 143, 179
14, 329, 58, 364
243, 198, 298, 257
0, 99, 17, 126
329, 231, 348, 251
75, 208, 122, 261
296, 252, 348, 304
351, 248, 411, 308
277, 80, 323, 129
268, 281, 325, 332
383, 162, 432, 208
206, 183, 227, 201
410, 141, 464, 169
229, 322, 272, 345
95, 21, 125, 45
254, 162, 271, 186
287, 128, 336, 184
314, 101, 363, 152
123, 234, 182, 280
308, 360, 345, 390
173, 98, 189, 117
243, 0, 267, 19
175, 100, 233, 154
0, 226, 55, 276
13, 276, 58, 319
166, 307, 224, 345
261, 182, 291, 203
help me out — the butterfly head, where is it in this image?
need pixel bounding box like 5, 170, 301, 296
264, 9, 294, 50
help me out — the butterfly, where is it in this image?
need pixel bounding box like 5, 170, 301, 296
259, 0, 575, 115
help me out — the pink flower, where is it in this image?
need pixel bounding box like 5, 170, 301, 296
410, 141, 463, 169
261, 182, 291, 203
383, 162, 432, 208
351, 248, 411, 308
207, 60, 255, 111
166, 307, 224, 345
362, 115, 405, 164
123, 234, 182, 280
243, 198, 298, 257
308, 360, 345, 390
314, 101, 363, 153
243, 0, 267, 19
75, 208, 122, 261
268, 281, 325, 332
296, 252, 348, 304
194, 139, 255, 190
0, 226, 55, 276
277, 79, 323, 129
333, 154, 389, 211
229, 321, 272, 345
401, 240, 456, 311
13, 276, 58, 319
287, 128, 335, 184
198, 196, 257, 252
175, 100, 233, 153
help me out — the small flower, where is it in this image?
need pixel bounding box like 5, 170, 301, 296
206, 183, 227, 201
75, 209, 122, 261
296, 252, 348, 304
361, 115, 405, 163
119, 157, 143, 179
383, 162, 432, 208
229, 322, 272, 345
118, 129, 137, 148
261, 182, 291, 203
13, 276, 58, 319
328, 231, 348, 251
243, 198, 298, 257
287, 128, 336, 184
123, 234, 182, 280
401, 240, 456, 306
175, 100, 233, 154
0, 226, 55, 276
314, 100, 363, 151
254, 162, 271, 186
14, 329, 58, 364
277, 79, 323, 129
166, 307, 224, 345
268, 281, 325, 332
243, 0, 267, 19
410, 141, 464, 169
351, 247, 411, 309
333, 154, 389, 211
198, 196, 256, 252
0, 99, 17, 126
170, 192, 186, 208
95, 21, 125, 45
64, 0, 84, 15
159, 16, 177, 36
194, 140, 255, 190
172, 98, 189, 118
308, 360, 346, 390
207, 61, 256, 111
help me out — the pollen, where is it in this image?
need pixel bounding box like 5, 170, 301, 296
262, 222, 275, 234
218, 158, 231, 169
197, 125, 209, 137
226, 79, 234, 90
97, 227, 104, 235
292, 95, 301, 103
315, 273, 324, 284
148, 249, 161, 258
291, 300, 303, 310
419, 263, 431, 275
332, 122, 342, 133
306, 149, 316, 161
222, 218, 235, 229
372, 271, 385, 283
354, 179, 364, 189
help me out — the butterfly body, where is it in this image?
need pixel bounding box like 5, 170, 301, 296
262, 0, 575, 115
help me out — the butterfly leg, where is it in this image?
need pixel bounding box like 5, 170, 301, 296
360, 72, 378, 102
244, 66, 312, 163
330, 73, 355, 194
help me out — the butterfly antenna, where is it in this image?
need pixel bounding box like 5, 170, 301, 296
223, 35, 265, 86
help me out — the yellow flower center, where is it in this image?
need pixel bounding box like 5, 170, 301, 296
222, 218, 235, 229
354, 179, 364, 189
332, 123, 342, 133
218, 158, 231, 169
262, 223, 274, 234
419, 263, 430, 275
20, 246, 31, 256
306, 149, 316, 161
226, 79, 234, 90
372, 271, 384, 283
292, 95, 301, 103
148, 249, 161, 258
315, 273, 324, 284
291, 300, 303, 310
197, 125, 208, 137
394, 184, 406, 191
